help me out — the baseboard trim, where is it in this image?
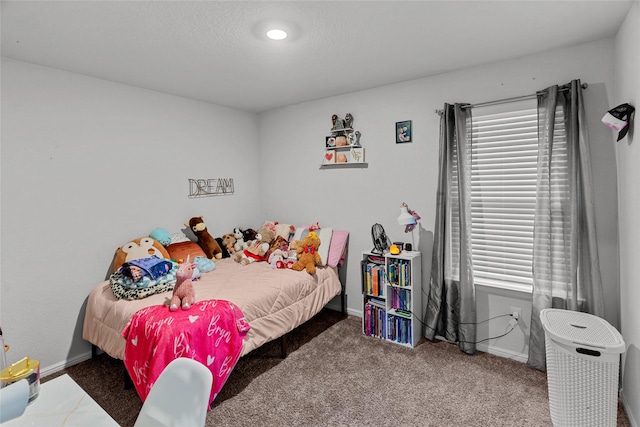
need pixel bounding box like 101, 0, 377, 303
476, 343, 528, 363
40, 350, 93, 378
621, 389, 639, 427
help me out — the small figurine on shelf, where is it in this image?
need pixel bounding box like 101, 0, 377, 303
331, 114, 345, 131
344, 113, 354, 129
353, 131, 362, 147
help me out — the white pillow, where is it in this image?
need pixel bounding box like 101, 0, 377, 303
170, 232, 191, 244
293, 226, 333, 266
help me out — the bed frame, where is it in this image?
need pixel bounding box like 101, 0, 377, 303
84, 251, 349, 394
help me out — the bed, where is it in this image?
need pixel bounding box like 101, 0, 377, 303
82, 256, 345, 361
82, 224, 348, 402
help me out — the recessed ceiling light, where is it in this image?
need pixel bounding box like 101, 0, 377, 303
266, 29, 288, 41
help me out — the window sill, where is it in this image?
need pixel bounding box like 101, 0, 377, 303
475, 280, 532, 295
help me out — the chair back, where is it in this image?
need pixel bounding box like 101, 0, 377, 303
134, 358, 213, 427
0, 379, 29, 423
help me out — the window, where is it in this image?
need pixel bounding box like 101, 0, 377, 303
467, 99, 567, 292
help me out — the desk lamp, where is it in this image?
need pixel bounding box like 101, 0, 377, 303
397, 202, 420, 251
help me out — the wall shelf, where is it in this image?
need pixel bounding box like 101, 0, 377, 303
319, 163, 368, 169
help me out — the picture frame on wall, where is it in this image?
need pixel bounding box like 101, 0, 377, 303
322, 150, 336, 165
335, 151, 350, 163
350, 147, 365, 163
396, 120, 412, 143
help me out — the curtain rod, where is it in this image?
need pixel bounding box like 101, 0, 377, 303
434, 82, 588, 115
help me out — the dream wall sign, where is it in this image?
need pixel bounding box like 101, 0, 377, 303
188, 178, 235, 198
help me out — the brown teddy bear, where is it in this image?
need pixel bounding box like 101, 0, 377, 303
185, 216, 223, 260
234, 224, 276, 265
292, 232, 322, 275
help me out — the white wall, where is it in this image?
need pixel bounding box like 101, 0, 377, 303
614, 2, 640, 424
0, 58, 261, 374
259, 38, 619, 362
0, 35, 626, 381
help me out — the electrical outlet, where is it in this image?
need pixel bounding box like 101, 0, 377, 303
510, 306, 522, 322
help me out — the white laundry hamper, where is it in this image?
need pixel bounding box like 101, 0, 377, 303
540, 308, 625, 427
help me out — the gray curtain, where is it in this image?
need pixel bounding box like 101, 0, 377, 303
527, 80, 605, 370
425, 103, 476, 355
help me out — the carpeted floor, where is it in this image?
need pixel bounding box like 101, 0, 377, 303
48, 309, 630, 426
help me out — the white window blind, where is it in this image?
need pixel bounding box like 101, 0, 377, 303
447, 99, 567, 293
469, 100, 566, 292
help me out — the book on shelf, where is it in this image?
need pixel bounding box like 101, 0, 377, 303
364, 301, 386, 338
389, 287, 411, 312
366, 297, 385, 309
387, 315, 412, 344
362, 261, 385, 297
372, 264, 379, 296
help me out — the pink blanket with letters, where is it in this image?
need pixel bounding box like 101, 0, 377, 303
121, 299, 250, 404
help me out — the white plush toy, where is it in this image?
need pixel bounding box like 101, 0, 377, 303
233, 227, 247, 252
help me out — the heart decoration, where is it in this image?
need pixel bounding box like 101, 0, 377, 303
325, 152, 333, 161
131, 336, 138, 346
207, 355, 214, 366
189, 315, 199, 323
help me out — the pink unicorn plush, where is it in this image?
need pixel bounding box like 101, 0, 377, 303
170, 257, 197, 311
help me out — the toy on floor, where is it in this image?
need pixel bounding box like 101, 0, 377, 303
185, 216, 223, 260
170, 257, 197, 311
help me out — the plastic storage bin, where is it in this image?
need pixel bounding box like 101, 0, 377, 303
540, 308, 625, 427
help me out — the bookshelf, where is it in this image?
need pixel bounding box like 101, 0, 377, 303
361, 250, 422, 348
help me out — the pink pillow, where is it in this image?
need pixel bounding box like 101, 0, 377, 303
327, 230, 349, 267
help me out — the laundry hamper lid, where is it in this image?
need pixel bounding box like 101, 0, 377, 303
540, 308, 625, 353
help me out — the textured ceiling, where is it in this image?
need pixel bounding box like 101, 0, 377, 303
1, 1, 634, 113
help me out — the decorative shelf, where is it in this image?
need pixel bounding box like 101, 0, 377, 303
325, 144, 361, 150
319, 163, 368, 169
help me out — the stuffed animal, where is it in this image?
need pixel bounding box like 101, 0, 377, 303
215, 237, 232, 258
114, 237, 171, 271
221, 233, 237, 254
265, 235, 289, 263
170, 258, 197, 311
288, 239, 304, 260
233, 228, 246, 252
149, 228, 172, 246
242, 228, 258, 245
283, 241, 300, 269
234, 224, 276, 266
292, 232, 322, 275
234, 236, 268, 265
185, 216, 223, 260
193, 256, 216, 273
268, 248, 288, 269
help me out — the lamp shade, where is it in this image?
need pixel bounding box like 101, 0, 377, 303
398, 203, 417, 226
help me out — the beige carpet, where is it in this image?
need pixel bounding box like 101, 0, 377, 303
49, 309, 630, 426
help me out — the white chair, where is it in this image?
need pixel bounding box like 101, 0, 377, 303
134, 358, 213, 427
0, 379, 29, 424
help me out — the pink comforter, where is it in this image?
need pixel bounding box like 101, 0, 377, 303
121, 299, 250, 404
